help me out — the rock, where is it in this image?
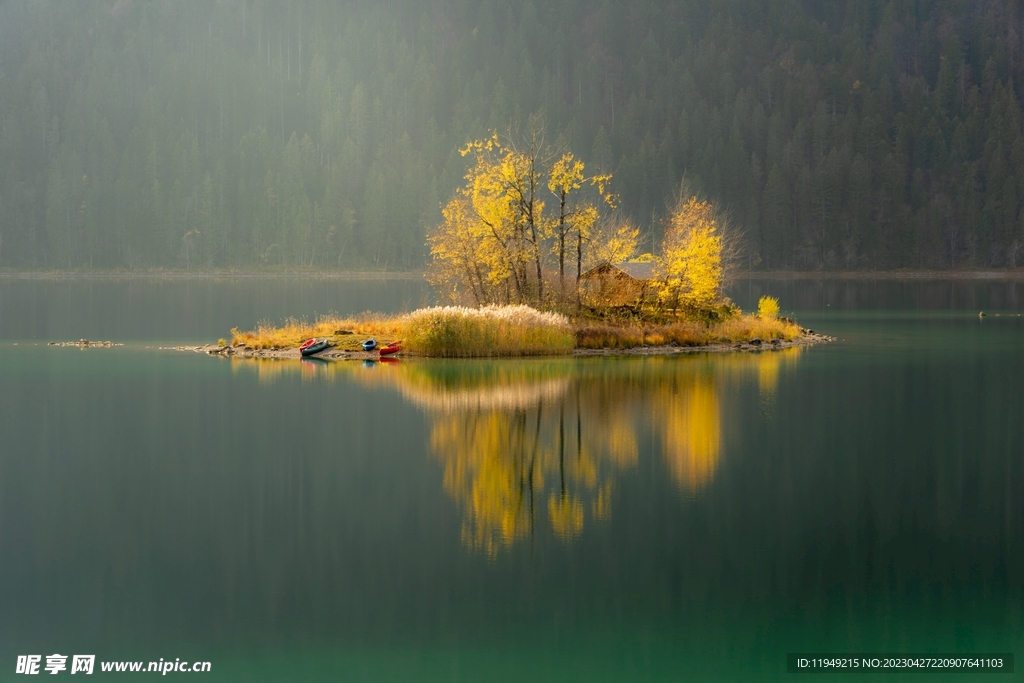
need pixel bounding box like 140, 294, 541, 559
750, 337, 762, 346
48, 339, 121, 348
335, 329, 354, 335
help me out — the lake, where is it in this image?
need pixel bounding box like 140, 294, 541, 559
0, 277, 1021, 681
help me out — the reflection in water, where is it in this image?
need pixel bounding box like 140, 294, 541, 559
654, 374, 720, 492
229, 349, 803, 554
366, 363, 615, 555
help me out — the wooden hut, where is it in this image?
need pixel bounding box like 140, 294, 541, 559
578, 260, 656, 308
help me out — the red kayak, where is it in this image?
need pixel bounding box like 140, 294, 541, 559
379, 341, 402, 356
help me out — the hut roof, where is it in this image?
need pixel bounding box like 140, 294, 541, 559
615, 261, 656, 280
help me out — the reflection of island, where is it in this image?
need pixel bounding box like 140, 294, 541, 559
230, 350, 802, 555
362, 352, 802, 555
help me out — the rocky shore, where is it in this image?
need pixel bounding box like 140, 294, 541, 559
572, 329, 834, 356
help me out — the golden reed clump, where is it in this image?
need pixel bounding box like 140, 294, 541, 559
403, 304, 576, 357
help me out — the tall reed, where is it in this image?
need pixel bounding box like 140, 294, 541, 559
403, 305, 575, 357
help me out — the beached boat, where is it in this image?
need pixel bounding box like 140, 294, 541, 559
379, 341, 402, 356
300, 338, 330, 356
361, 338, 377, 352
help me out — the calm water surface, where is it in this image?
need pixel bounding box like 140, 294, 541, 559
0, 278, 1021, 681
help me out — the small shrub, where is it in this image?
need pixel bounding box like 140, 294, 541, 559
757, 296, 780, 320
712, 314, 800, 342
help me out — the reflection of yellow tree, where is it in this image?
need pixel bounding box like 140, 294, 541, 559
227, 350, 803, 553
653, 373, 720, 492
708, 346, 803, 396
427, 393, 630, 556
370, 361, 647, 555
430, 409, 545, 554
753, 347, 801, 397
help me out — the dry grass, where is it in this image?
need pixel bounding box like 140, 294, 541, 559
231, 306, 802, 355
707, 315, 801, 342
230, 313, 404, 350
574, 314, 800, 349
230, 305, 575, 356
403, 305, 575, 357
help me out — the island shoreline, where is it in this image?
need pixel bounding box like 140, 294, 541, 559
171, 330, 834, 361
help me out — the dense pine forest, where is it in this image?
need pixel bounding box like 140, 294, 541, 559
0, 0, 1022, 270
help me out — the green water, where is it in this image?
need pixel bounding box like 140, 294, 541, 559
0, 278, 1021, 681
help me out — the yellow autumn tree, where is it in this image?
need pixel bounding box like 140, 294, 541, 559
426, 132, 539, 304
426, 195, 493, 304
465, 133, 537, 303
546, 151, 615, 295
655, 196, 723, 313
428, 126, 615, 306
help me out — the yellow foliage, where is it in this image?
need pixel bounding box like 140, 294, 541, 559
427, 196, 492, 303
588, 215, 641, 267
757, 295, 781, 320
452, 136, 541, 303
548, 152, 586, 196
655, 196, 723, 312
432, 132, 616, 304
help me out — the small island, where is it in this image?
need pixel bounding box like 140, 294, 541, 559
204, 130, 832, 360
199, 302, 830, 361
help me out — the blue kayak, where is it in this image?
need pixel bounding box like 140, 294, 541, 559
362, 338, 377, 351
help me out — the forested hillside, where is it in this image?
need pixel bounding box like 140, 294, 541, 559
0, 0, 1022, 270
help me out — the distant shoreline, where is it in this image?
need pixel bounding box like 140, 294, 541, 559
731, 269, 1024, 281
3, 268, 1024, 281
0, 269, 424, 280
